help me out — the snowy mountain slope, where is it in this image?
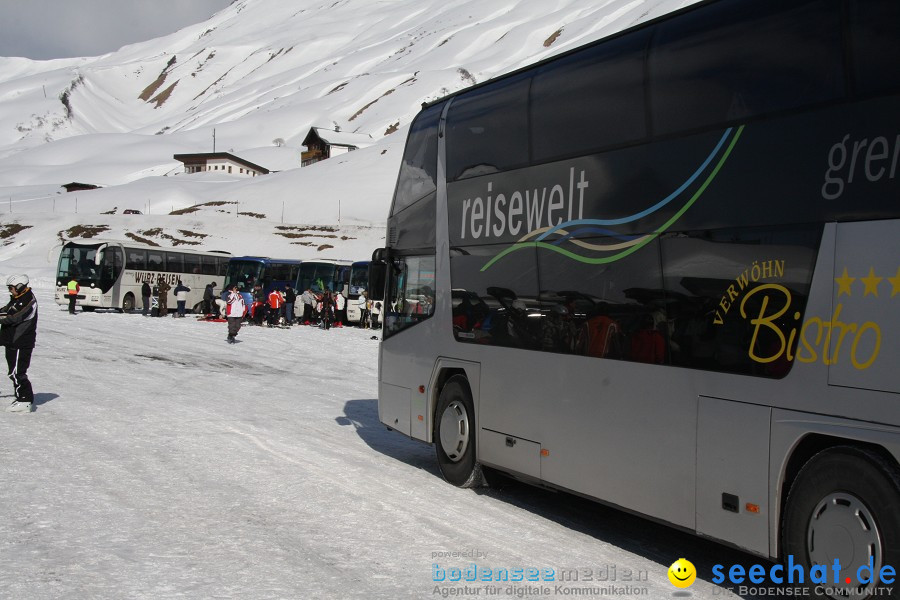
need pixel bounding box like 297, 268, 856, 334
0, 0, 698, 280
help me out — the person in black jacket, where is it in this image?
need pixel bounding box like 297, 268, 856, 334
142, 281, 152, 316
203, 282, 218, 317
283, 285, 296, 325
1, 274, 38, 413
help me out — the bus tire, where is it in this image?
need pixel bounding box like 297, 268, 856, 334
434, 375, 484, 488
122, 293, 135, 312
781, 446, 900, 598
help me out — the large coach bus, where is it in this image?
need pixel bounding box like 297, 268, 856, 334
221, 256, 303, 315
222, 256, 303, 295
56, 239, 230, 312
369, 0, 900, 596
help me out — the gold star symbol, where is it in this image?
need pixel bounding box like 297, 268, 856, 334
888, 267, 900, 298
835, 268, 855, 297
861, 267, 883, 297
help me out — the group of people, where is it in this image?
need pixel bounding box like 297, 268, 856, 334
138, 279, 195, 318
221, 284, 382, 344
1, 271, 385, 411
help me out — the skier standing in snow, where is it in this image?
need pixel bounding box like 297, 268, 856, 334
174, 280, 191, 318
157, 277, 171, 317
358, 291, 369, 328
66, 275, 80, 314
203, 282, 217, 317
141, 281, 152, 316
1, 275, 38, 413
334, 289, 346, 328
300, 288, 315, 325
283, 285, 296, 325
320, 290, 335, 330
226, 284, 245, 344
267, 287, 285, 327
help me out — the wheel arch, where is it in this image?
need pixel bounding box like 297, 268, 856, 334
427, 360, 480, 445
775, 431, 900, 560
122, 291, 135, 311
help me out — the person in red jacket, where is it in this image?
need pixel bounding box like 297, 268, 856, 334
267, 288, 285, 327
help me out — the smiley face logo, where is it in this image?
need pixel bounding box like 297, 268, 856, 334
668, 558, 696, 588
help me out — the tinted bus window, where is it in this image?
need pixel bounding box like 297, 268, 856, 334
850, 0, 900, 95
650, 0, 843, 134
389, 191, 436, 251
393, 104, 442, 216
183, 253, 201, 275
383, 256, 436, 339
659, 226, 821, 377
166, 253, 183, 273
532, 30, 650, 162
126, 248, 147, 270
450, 244, 541, 350
268, 262, 293, 285
148, 251, 164, 272
446, 73, 531, 181
200, 256, 217, 276
535, 236, 666, 362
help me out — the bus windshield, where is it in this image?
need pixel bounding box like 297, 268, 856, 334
297, 262, 337, 293
223, 259, 264, 291
348, 262, 369, 298
56, 242, 123, 293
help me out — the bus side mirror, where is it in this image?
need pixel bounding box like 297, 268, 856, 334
368, 262, 387, 302
94, 243, 108, 266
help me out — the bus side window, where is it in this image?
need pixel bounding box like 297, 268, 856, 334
200, 256, 217, 276
446, 73, 530, 181
383, 256, 436, 339
148, 251, 164, 272
184, 253, 201, 275
649, 0, 843, 135
850, 0, 900, 95
531, 30, 649, 163
166, 252, 184, 274
127, 249, 147, 270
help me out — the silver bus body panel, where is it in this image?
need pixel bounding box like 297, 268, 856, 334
379, 190, 900, 559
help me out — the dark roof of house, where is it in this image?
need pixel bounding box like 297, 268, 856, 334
61, 182, 102, 192
302, 127, 373, 149
173, 152, 270, 174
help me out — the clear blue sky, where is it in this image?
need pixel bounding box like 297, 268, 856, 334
0, 0, 233, 60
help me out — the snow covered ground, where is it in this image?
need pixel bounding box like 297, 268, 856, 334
0, 285, 758, 599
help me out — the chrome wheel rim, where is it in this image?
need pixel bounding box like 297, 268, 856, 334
807, 492, 882, 598
439, 400, 469, 462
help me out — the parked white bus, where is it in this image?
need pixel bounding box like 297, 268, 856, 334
55, 239, 230, 313
369, 0, 900, 596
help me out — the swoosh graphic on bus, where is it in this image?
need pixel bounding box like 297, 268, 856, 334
536, 126, 736, 236
517, 226, 645, 251
480, 125, 744, 271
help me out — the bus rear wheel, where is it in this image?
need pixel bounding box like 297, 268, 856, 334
782, 446, 900, 599
434, 375, 484, 488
